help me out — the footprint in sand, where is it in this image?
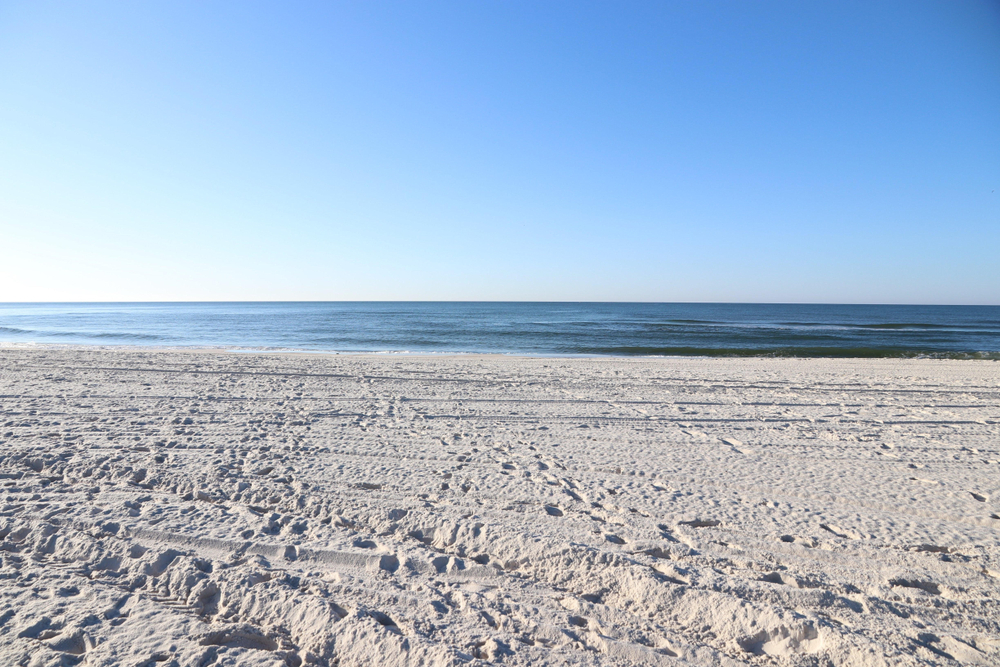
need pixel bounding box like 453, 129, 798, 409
820, 523, 861, 540
760, 571, 802, 588
889, 577, 941, 595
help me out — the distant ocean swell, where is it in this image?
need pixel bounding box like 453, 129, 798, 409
775, 322, 996, 331
0, 326, 164, 341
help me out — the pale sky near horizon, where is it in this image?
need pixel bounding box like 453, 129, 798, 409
1, 1, 998, 304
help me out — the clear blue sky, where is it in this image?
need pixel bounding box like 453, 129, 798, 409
1, 1, 998, 303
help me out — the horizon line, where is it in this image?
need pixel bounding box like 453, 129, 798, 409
1, 300, 998, 307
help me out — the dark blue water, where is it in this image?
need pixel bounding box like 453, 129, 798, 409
0, 303, 998, 358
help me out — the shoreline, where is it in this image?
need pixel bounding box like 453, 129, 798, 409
2, 341, 998, 361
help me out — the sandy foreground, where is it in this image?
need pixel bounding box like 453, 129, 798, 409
0, 348, 998, 667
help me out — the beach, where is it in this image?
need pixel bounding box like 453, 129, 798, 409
1, 347, 998, 666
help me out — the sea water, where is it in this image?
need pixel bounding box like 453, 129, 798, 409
0, 302, 998, 358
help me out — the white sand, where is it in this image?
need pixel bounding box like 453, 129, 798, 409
1, 348, 998, 666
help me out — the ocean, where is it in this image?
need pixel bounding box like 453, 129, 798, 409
0, 302, 998, 358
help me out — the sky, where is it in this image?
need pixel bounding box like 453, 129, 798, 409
1, 1, 998, 304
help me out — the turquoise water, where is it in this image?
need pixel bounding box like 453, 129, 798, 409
0, 302, 998, 358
